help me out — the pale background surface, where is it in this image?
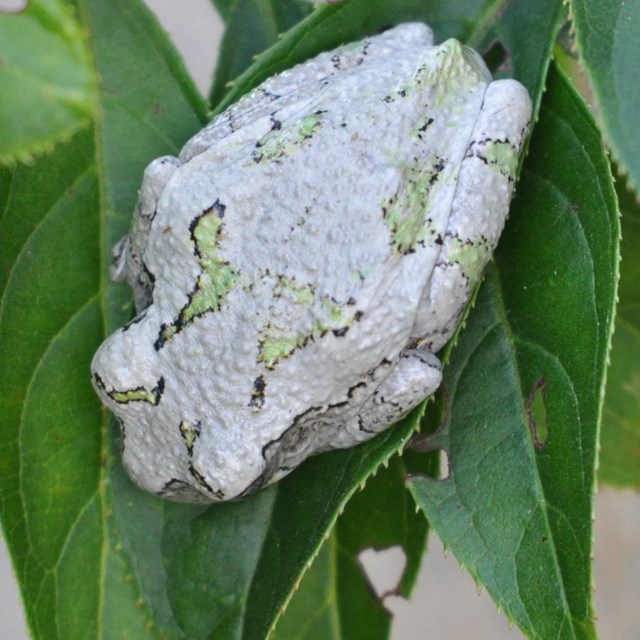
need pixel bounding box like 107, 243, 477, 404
1, 1, 639, 637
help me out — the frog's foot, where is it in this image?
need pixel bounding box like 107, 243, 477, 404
330, 349, 442, 449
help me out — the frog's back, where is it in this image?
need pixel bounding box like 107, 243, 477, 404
148, 24, 494, 343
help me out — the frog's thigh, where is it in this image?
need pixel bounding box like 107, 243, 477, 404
413, 80, 531, 351
335, 350, 442, 447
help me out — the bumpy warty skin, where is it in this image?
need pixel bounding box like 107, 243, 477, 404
91, 23, 532, 503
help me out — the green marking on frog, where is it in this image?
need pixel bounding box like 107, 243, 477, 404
444, 234, 491, 284
106, 377, 164, 406
382, 161, 443, 255
159, 203, 242, 345
258, 296, 360, 368
179, 421, 200, 455
482, 139, 519, 176
276, 276, 315, 306
253, 113, 324, 164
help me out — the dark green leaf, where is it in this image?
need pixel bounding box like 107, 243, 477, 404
0, 0, 206, 636
408, 66, 618, 639
571, 0, 640, 191
272, 449, 438, 640
475, 0, 564, 114
599, 174, 640, 487
211, 0, 236, 23
0, 131, 104, 640
209, 0, 313, 105
1, 1, 614, 639
0, 0, 98, 164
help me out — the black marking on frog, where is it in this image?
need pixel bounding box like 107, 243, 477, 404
258, 87, 282, 102
200, 199, 226, 220
249, 375, 267, 410
121, 308, 148, 332
269, 115, 282, 131
188, 461, 225, 499
225, 113, 237, 133
383, 84, 410, 103
159, 478, 192, 495
158, 477, 219, 502
331, 39, 370, 71
356, 414, 377, 434
347, 381, 367, 398
416, 117, 434, 139
429, 157, 446, 184
331, 310, 364, 337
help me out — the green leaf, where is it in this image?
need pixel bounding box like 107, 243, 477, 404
2, 1, 619, 639
209, 0, 313, 105
210, 0, 237, 23
599, 174, 640, 487
408, 66, 619, 639
0, 131, 104, 640
0, 0, 98, 164
0, 0, 206, 636
570, 0, 640, 190
272, 449, 438, 640
475, 0, 564, 114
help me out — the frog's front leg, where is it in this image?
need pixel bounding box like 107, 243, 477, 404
334, 350, 442, 447
254, 350, 442, 493
111, 156, 182, 312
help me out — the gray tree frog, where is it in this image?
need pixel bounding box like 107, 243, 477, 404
91, 23, 532, 503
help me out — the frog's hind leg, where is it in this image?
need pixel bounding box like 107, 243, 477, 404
330, 349, 442, 449
412, 79, 531, 354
